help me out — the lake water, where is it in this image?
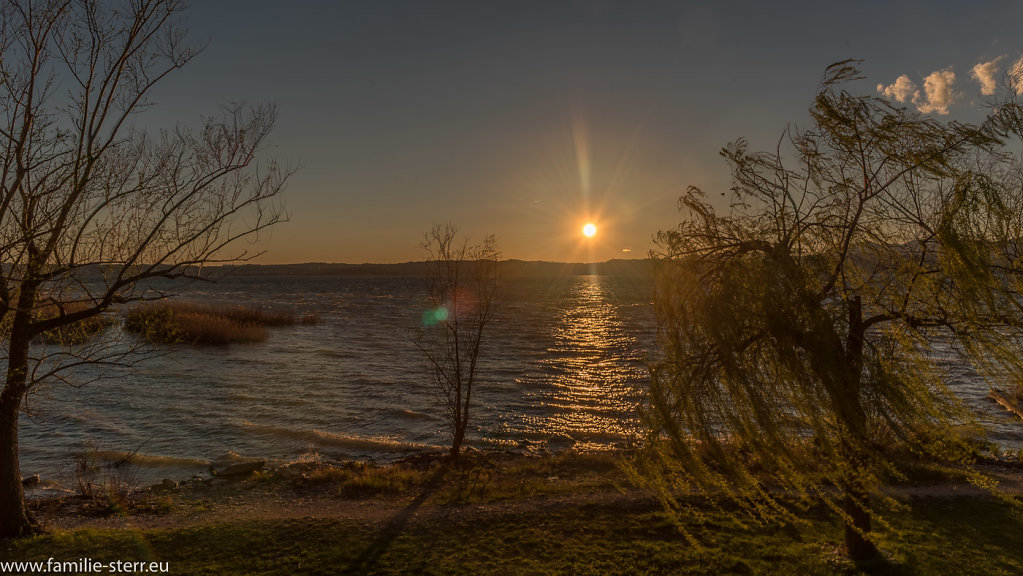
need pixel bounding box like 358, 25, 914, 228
20, 273, 657, 485
18, 272, 1023, 487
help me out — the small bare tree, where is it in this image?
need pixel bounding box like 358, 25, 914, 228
415, 224, 498, 459
0, 0, 288, 537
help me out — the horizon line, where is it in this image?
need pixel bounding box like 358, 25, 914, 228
229, 256, 653, 267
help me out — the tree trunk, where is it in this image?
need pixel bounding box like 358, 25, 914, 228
449, 375, 464, 459
450, 424, 465, 459
451, 381, 472, 460
450, 388, 469, 459
0, 280, 39, 537
0, 392, 33, 538
844, 483, 882, 566
840, 295, 882, 566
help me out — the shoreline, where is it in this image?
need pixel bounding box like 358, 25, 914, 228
23, 448, 1023, 530
20, 433, 596, 500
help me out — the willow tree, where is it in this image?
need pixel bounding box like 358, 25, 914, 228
0, 0, 288, 537
641, 61, 1023, 564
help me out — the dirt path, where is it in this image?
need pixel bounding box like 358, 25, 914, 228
33, 460, 1023, 535
38, 482, 656, 532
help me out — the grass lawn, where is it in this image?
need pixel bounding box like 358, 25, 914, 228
4, 498, 1021, 575
2, 453, 1022, 575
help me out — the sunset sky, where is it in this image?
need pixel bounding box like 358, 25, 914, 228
151, 1, 1023, 264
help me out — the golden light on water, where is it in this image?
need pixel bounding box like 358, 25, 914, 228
582, 223, 597, 237
517, 275, 646, 446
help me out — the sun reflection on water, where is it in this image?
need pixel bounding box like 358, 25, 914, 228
511, 275, 648, 449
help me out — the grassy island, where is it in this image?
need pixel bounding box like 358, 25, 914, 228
124, 301, 317, 345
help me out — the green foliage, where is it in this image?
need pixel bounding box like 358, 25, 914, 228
642, 60, 1023, 560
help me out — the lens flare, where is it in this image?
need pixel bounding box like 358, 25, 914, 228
421, 306, 449, 326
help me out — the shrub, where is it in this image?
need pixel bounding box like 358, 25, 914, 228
69, 444, 140, 516
306, 461, 424, 498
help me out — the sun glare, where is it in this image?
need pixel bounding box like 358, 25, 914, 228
582, 223, 597, 237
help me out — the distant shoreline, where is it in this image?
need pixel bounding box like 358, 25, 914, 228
218, 258, 654, 278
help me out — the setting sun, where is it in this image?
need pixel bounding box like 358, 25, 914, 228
582, 223, 597, 237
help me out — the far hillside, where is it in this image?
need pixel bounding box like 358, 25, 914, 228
219, 259, 654, 279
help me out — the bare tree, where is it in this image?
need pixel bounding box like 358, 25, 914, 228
638, 61, 1023, 565
0, 0, 288, 536
414, 224, 498, 459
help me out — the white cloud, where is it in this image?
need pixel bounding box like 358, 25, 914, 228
971, 57, 1004, 96
885, 53, 1023, 113
913, 68, 956, 115
1010, 56, 1023, 95
877, 75, 916, 103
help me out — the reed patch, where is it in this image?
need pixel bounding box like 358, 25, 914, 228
123, 301, 316, 345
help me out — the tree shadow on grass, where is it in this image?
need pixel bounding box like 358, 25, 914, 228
880, 495, 1023, 575
344, 465, 449, 574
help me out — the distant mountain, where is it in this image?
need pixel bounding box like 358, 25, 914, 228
220, 259, 653, 278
